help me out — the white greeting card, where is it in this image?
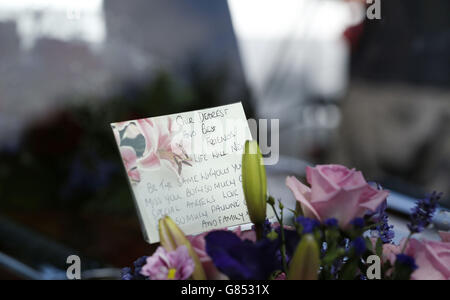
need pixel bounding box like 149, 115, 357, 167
111, 102, 258, 243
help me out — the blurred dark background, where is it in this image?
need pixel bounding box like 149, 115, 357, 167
0, 0, 448, 279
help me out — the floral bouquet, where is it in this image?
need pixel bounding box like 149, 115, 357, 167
122, 141, 450, 280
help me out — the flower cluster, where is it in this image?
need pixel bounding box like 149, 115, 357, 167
122, 142, 449, 280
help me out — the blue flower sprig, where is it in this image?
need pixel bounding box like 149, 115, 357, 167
407, 191, 442, 234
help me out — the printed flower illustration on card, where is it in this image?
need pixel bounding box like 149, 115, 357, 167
112, 116, 192, 184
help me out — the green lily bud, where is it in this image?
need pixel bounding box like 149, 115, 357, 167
288, 234, 320, 280
242, 140, 267, 226
159, 216, 206, 280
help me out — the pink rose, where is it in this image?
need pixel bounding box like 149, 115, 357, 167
286, 165, 389, 228
405, 239, 450, 280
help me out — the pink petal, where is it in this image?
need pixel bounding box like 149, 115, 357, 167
128, 168, 141, 182
120, 146, 137, 171
407, 239, 450, 280
306, 166, 341, 203
314, 165, 354, 187
423, 241, 450, 279
337, 170, 368, 190
358, 184, 390, 212
139, 151, 161, 169
169, 246, 195, 280
286, 176, 321, 221
312, 186, 368, 228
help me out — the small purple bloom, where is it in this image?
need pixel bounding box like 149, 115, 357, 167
263, 219, 272, 237
295, 216, 320, 234
370, 200, 395, 244
325, 218, 338, 228
352, 237, 366, 256
395, 254, 418, 271
407, 192, 441, 234
351, 218, 365, 229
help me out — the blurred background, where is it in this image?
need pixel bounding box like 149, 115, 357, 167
0, 0, 449, 279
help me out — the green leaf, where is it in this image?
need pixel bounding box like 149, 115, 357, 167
340, 260, 359, 280
322, 248, 341, 265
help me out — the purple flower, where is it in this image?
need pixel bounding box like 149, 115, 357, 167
325, 218, 338, 228
407, 192, 442, 234
395, 254, 418, 271
205, 231, 281, 280
140, 246, 195, 280
295, 216, 320, 234
121, 267, 134, 280
370, 200, 395, 244
121, 256, 148, 280
352, 237, 366, 256
263, 219, 272, 237
350, 217, 365, 229
275, 228, 300, 265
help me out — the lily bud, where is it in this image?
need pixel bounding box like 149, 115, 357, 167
288, 234, 320, 280
242, 140, 267, 226
158, 216, 206, 280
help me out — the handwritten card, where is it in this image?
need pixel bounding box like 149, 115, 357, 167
111, 103, 257, 243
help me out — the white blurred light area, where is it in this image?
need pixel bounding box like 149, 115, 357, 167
228, 0, 363, 40
228, 0, 365, 157
0, 0, 105, 50
228, 0, 364, 112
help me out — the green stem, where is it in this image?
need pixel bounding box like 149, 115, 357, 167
270, 202, 288, 273
401, 233, 413, 254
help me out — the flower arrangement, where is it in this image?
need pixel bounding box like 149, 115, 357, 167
122, 141, 450, 280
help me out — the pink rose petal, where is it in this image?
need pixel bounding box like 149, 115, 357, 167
287, 164, 389, 228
